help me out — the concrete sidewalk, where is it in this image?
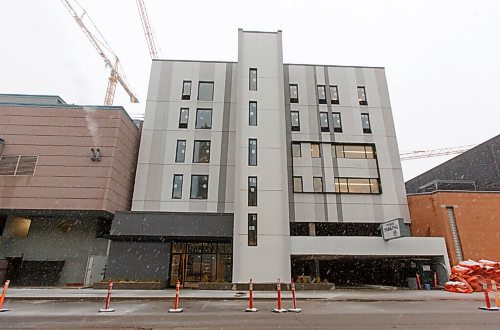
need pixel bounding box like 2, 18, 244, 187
3, 288, 487, 302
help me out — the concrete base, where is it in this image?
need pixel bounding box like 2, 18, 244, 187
478, 306, 500, 311
288, 308, 302, 313
168, 308, 184, 313
0, 308, 10, 313
245, 307, 258, 312
272, 308, 287, 313
98, 308, 115, 313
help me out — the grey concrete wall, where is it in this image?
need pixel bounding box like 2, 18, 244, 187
106, 241, 170, 281
0, 217, 108, 284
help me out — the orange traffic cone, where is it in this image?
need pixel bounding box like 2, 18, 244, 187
168, 280, 183, 313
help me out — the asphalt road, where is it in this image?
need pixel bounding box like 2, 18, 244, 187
1, 299, 499, 329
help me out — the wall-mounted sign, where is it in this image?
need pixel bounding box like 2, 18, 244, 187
381, 218, 408, 241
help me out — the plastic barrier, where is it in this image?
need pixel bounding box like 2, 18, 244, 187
272, 278, 287, 313
99, 281, 115, 312
415, 273, 422, 290
288, 278, 302, 313
478, 282, 499, 311
245, 278, 257, 312
0, 280, 10, 312
492, 280, 500, 308
168, 280, 183, 313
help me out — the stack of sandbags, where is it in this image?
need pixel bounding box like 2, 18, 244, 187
444, 259, 500, 293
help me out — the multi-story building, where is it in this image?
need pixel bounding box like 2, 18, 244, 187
107, 30, 449, 288
0, 94, 140, 286
407, 134, 500, 266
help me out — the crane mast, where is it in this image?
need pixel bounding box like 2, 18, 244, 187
136, 0, 158, 59
400, 145, 475, 161
61, 0, 139, 105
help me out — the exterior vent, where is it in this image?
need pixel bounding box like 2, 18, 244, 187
0, 155, 38, 176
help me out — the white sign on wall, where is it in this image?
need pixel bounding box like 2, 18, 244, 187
381, 218, 405, 241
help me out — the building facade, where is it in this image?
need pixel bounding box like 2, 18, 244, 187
0, 94, 140, 286
407, 134, 500, 267
107, 30, 449, 288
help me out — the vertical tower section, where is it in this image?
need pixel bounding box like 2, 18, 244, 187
232, 30, 291, 283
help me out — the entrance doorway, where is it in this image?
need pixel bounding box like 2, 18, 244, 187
169, 242, 232, 287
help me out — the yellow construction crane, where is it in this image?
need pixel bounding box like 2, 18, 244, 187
400, 145, 475, 161
136, 0, 158, 59
61, 0, 139, 105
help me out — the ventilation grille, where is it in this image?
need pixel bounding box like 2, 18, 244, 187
0, 155, 38, 176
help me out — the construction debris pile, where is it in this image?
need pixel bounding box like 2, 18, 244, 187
445, 259, 500, 293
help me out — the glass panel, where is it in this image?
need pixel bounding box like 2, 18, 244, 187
172, 242, 186, 253
334, 145, 344, 158
249, 101, 257, 126
365, 145, 375, 159
179, 108, 189, 128
293, 176, 303, 192
193, 140, 211, 163
291, 111, 300, 131
170, 254, 182, 286
319, 112, 329, 132
195, 109, 212, 129
290, 84, 298, 103
361, 113, 371, 133
186, 254, 202, 282
358, 86, 367, 105
335, 178, 348, 193
172, 174, 183, 199
292, 143, 301, 157
248, 139, 257, 166
344, 145, 367, 159
317, 85, 326, 103
248, 176, 257, 206
224, 243, 232, 254
248, 214, 257, 246
311, 143, 321, 158
370, 178, 380, 193
201, 254, 217, 282
190, 175, 209, 199
182, 81, 191, 100
217, 243, 226, 254
198, 82, 214, 101
332, 112, 342, 132
175, 140, 186, 163
330, 85, 339, 103
313, 177, 323, 193
348, 178, 371, 193
249, 69, 257, 91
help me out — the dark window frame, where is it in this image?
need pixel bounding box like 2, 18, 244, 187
248, 176, 257, 206
319, 112, 329, 132
291, 111, 300, 131
190, 175, 209, 199
195, 108, 213, 129
193, 140, 211, 163
182, 80, 192, 100
332, 112, 343, 133
313, 177, 324, 193
172, 174, 183, 199
197, 81, 214, 101
293, 176, 303, 192
361, 113, 372, 134
248, 214, 257, 246
292, 142, 302, 157
249, 68, 257, 91
317, 85, 327, 104
311, 143, 321, 158
358, 86, 368, 105
330, 85, 339, 104
178, 108, 189, 129
175, 140, 186, 163
248, 139, 257, 166
289, 84, 299, 103
249, 101, 257, 126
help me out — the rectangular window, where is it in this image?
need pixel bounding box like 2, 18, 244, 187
313, 177, 324, 193
358, 86, 368, 105
248, 176, 257, 206
334, 178, 348, 193
198, 82, 214, 101
293, 176, 303, 192
317, 85, 326, 104
0, 155, 38, 176
248, 139, 257, 166
190, 175, 209, 199
365, 145, 375, 159
335, 177, 380, 194
249, 68, 257, 91
332, 112, 342, 133
361, 113, 372, 134
5, 217, 31, 238
179, 108, 189, 128
330, 85, 339, 104
172, 174, 183, 199
175, 140, 186, 163
343, 145, 367, 159
370, 178, 381, 193
292, 142, 301, 157
348, 178, 372, 193
249, 101, 257, 126
195, 108, 212, 129
289, 84, 299, 103
333, 144, 377, 159
193, 140, 211, 163
319, 112, 329, 132
182, 80, 192, 100
248, 214, 257, 246
311, 143, 321, 158
291, 111, 300, 131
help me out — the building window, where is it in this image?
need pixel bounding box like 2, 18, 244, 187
190, 175, 209, 199
175, 140, 186, 163
292, 142, 301, 157
330, 85, 339, 104
248, 139, 257, 166
289, 84, 299, 103
291, 111, 300, 131
334, 177, 380, 194
198, 82, 214, 101
248, 214, 257, 246
0, 155, 38, 176
179, 108, 189, 128
5, 217, 31, 238
311, 143, 321, 158
248, 176, 257, 206
332, 112, 342, 133
195, 108, 212, 129
182, 80, 192, 100
361, 113, 372, 133
333, 144, 376, 159
317, 85, 326, 104
249, 68, 257, 91
193, 140, 211, 163
313, 177, 324, 193
358, 86, 368, 105
293, 176, 303, 192
172, 174, 183, 199
319, 112, 329, 132
249, 101, 257, 126
334, 178, 348, 193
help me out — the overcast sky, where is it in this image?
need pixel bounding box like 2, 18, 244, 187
1, 0, 499, 180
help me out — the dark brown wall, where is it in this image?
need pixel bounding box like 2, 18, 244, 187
0, 105, 140, 213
